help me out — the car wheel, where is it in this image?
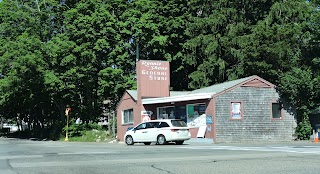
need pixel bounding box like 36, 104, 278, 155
175, 141, 184, 145
144, 142, 151, 145
125, 135, 134, 145
157, 135, 166, 145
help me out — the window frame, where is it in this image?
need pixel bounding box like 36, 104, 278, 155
157, 106, 175, 119
186, 103, 206, 117
230, 101, 243, 120
186, 103, 207, 127
271, 102, 284, 120
122, 108, 134, 125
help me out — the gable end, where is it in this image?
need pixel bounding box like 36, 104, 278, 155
116, 91, 137, 111
241, 79, 272, 88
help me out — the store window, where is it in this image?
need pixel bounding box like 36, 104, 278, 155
272, 103, 282, 119
175, 106, 187, 123
230, 102, 243, 119
123, 108, 134, 124
187, 103, 206, 127
158, 106, 175, 119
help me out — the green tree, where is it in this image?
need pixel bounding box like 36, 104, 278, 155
122, 0, 194, 90
62, 0, 136, 121
0, 0, 66, 134
182, 0, 276, 89
243, 1, 315, 82
278, 68, 319, 122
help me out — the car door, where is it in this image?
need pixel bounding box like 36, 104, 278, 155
145, 122, 160, 142
157, 121, 171, 138
132, 122, 147, 142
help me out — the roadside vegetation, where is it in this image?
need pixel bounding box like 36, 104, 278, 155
1, 120, 116, 142
63, 130, 112, 142
0, 0, 319, 140
62, 120, 115, 142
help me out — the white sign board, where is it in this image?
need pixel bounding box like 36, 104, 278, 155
197, 125, 207, 138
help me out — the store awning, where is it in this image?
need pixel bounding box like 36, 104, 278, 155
142, 93, 214, 105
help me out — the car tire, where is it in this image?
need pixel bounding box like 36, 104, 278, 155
144, 142, 151, 145
125, 135, 134, 145
157, 135, 166, 145
175, 141, 184, 145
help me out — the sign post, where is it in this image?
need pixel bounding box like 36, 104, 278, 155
65, 108, 71, 142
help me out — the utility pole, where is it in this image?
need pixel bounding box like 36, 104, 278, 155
136, 38, 139, 62
0, 74, 4, 130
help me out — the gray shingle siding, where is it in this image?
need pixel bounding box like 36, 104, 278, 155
215, 86, 296, 142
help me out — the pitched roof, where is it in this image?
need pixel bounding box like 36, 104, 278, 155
169, 91, 190, 96
126, 90, 138, 101
190, 76, 254, 94
127, 75, 271, 104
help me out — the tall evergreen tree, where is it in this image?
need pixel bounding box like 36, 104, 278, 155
182, 0, 276, 89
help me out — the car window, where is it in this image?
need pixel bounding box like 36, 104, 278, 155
146, 122, 159, 128
158, 122, 170, 128
135, 123, 147, 130
171, 120, 187, 127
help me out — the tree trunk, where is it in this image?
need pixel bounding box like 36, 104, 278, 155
0, 117, 3, 129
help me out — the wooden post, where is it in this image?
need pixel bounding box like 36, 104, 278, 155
64, 108, 71, 141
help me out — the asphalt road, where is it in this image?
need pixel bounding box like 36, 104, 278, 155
1, 137, 320, 174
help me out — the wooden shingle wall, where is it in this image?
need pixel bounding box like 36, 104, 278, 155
215, 86, 296, 142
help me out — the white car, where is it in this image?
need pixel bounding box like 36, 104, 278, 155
124, 119, 191, 145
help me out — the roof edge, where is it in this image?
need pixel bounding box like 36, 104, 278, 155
126, 90, 138, 101
142, 92, 214, 105
212, 75, 275, 98
242, 75, 276, 88
116, 90, 137, 111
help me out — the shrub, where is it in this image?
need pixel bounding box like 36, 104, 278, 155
65, 119, 105, 138
295, 116, 312, 140
68, 121, 85, 137
66, 130, 111, 142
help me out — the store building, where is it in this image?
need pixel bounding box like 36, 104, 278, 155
116, 60, 296, 143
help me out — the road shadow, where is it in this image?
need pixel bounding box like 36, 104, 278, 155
0, 130, 60, 141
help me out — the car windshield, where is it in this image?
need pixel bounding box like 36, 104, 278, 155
171, 120, 187, 127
